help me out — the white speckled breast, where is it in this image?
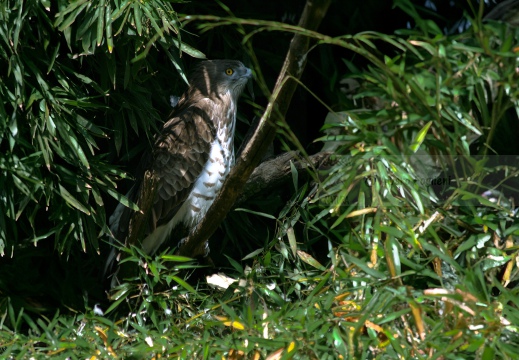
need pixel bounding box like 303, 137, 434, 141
186, 100, 235, 223
186, 136, 234, 221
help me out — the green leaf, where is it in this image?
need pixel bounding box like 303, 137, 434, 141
133, 2, 143, 36
287, 227, 297, 257
170, 275, 196, 293
297, 250, 325, 271
342, 253, 386, 279
96, 0, 105, 46
242, 248, 264, 260
409, 121, 432, 153
171, 38, 206, 59
58, 184, 90, 215
234, 208, 277, 220
161, 255, 194, 262
56, 1, 90, 31
105, 2, 113, 53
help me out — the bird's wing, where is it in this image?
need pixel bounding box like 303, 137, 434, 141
151, 107, 214, 229
109, 106, 214, 243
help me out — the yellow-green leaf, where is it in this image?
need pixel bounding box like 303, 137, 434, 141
409, 121, 432, 153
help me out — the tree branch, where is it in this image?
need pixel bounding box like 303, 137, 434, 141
178, 0, 332, 257
236, 151, 333, 206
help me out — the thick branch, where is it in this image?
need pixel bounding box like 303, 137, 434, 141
178, 0, 331, 257
236, 151, 333, 205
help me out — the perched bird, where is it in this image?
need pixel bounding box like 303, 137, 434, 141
106, 60, 252, 281
484, 0, 519, 27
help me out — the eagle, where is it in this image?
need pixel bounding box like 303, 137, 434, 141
106, 60, 252, 280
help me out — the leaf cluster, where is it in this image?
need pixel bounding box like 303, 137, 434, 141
2, 0, 519, 359
0, 0, 202, 255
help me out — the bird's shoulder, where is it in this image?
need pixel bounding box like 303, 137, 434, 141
154, 98, 218, 153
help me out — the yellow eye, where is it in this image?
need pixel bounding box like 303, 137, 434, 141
225, 68, 234, 76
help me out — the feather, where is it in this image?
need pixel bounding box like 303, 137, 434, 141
106, 60, 252, 284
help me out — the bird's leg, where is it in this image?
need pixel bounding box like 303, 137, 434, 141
177, 237, 213, 266
178, 237, 209, 257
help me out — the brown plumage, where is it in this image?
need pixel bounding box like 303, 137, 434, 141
107, 60, 252, 280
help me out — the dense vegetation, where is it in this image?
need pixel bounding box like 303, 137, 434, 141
1, 0, 519, 358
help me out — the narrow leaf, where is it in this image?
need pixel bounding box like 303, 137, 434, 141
59, 185, 91, 215
409, 121, 432, 153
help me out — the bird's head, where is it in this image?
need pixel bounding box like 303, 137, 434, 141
190, 60, 252, 101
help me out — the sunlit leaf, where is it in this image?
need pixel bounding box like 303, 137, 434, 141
409, 121, 432, 153
58, 185, 90, 215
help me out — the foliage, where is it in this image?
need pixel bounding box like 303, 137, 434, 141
307, 5, 519, 358
0, 0, 202, 255
1, 0, 519, 359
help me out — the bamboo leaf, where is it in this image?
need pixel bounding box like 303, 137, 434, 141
409, 121, 432, 153
58, 184, 90, 215
96, 0, 105, 46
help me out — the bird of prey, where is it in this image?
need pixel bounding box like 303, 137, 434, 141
107, 60, 252, 279
484, 0, 519, 27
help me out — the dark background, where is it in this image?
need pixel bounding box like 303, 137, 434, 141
1, 0, 511, 314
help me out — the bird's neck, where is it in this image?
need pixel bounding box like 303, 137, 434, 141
214, 94, 236, 154
179, 89, 238, 147
194, 91, 235, 131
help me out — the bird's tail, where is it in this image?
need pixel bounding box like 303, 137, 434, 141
103, 185, 138, 287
